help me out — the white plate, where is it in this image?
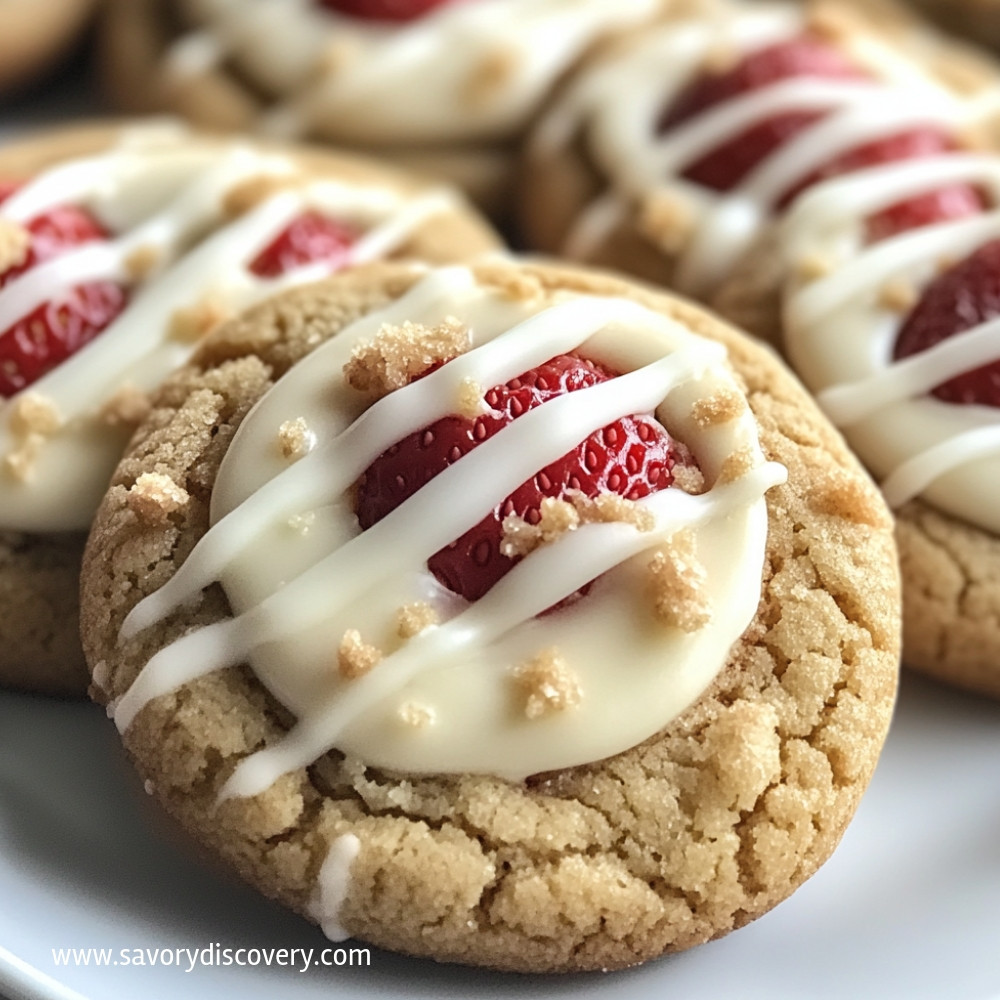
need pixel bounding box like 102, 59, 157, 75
1, 672, 999, 1000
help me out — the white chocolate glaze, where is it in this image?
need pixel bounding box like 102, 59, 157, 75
0, 126, 464, 532
780, 179, 1000, 532
167, 0, 665, 145
116, 266, 786, 791
531, 0, 989, 296
308, 833, 360, 942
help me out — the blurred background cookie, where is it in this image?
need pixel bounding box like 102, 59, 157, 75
0, 121, 500, 696
520, 0, 1000, 304
98, 0, 672, 216
0, 0, 97, 98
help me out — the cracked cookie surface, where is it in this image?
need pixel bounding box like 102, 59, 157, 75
80, 260, 900, 972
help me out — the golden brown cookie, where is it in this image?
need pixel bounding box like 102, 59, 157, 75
519, 0, 1000, 302
80, 258, 900, 972
0, 0, 96, 96
0, 121, 500, 697
98, 0, 672, 216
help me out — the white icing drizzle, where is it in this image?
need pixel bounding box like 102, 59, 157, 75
0, 127, 464, 532
115, 266, 786, 790
778, 163, 1000, 533
531, 0, 992, 296
166, 0, 665, 144
309, 833, 360, 943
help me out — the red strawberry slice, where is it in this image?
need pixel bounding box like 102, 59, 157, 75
356, 353, 689, 602
893, 238, 1000, 407
249, 211, 360, 278
662, 34, 864, 191
318, 0, 455, 22
660, 34, 986, 239
0, 183, 127, 398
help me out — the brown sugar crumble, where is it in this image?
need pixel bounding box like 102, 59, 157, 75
126, 472, 190, 525
9, 392, 62, 437
3, 393, 63, 481
700, 39, 740, 74
690, 388, 747, 429
647, 531, 712, 632
124, 244, 160, 282
396, 602, 439, 640
99, 384, 151, 427
397, 702, 435, 728
639, 192, 696, 254
343, 317, 470, 401
476, 264, 545, 303
169, 297, 231, 343
338, 629, 383, 680
806, 1, 861, 44
0, 218, 30, 273
287, 511, 317, 535
222, 174, 294, 218
500, 491, 654, 559
512, 648, 582, 720
719, 445, 757, 485
465, 46, 519, 108
878, 277, 918, 315
456, 377, 485, 419
278, 417, 314, 460
796, 251, 834, 282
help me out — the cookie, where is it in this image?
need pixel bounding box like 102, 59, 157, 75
734, 190, 1000, 697
0, 121, 500, 697
639, 7, 1000, 697
520, 0, 1000, 303
80, 258, 900, 972
0, 0, 95, 97
99, 0, 671, 214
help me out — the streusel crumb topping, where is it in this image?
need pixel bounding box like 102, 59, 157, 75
647, 532, 712, 632
513, 648, 582, 720
338, 629, 383, 680
0, 218, 29, 273
126, 472, 190, 525
343, 317, 470, 401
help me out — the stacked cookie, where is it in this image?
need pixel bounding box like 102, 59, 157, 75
522, 0, 1000, 699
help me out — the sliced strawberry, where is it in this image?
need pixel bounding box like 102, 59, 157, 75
0, 184, 127, 398
660, 34, 986, 239
893, 238, 1000, 407
249, 211, 360, 278
317, 0, 455, 21
781, 127, 987, 240
661, 34, 865, 191
356, 353, 689, 602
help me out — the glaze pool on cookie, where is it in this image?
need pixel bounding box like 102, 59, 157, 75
116, 265, 786, 788
0, 125, 469, 534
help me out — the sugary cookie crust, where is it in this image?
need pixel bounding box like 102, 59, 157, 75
0, 122, 499, 697
80, 260, 900, 972
896, 500, 1000, 698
